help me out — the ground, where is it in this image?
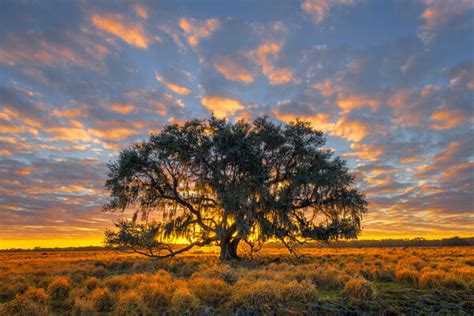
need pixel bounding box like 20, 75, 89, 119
0, 246, 473, 315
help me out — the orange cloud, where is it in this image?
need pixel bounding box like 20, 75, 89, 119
337, 95, 379, 113
156, 75, 191, 95
179, 17, 219, 47
201, 97, 245, 118
302, 0, 361, 23
272, 111, 334, 132
214, 57, 255, 84
110, 104, 135, 114
312, 79, 340, 97
92, 14, 149, 49
430, 110, 468, 130
247, 43, 295, 85
399, 155, 424, 164
52, 108, 85, 119
88, 128, 140, 141
132, 4, 148, 19
332, 118, 370, 142
414, 142, 462, 178
419, 0, 473, 43
344, 143, 384, 161
0, 35, 102, 69
45, 127, 92, 142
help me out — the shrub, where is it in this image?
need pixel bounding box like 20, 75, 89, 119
113, 290, 148, 316
90, 288, 114, 312
47, 276, 70, 303
189, 277, 232, 307
395, 268, 419, 286
1, 287, 49, 316
342, 277, 377, 301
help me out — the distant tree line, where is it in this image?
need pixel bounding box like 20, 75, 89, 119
2, 236, 473, 252
305, 236, 474, 248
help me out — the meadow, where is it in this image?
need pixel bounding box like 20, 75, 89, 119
0, 247, 473, 315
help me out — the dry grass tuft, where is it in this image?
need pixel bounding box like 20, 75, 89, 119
113, 290, 148, 316
139, 282, 173, 312
395, 268, 419, 286
169, 286, 200, 313
83, 277, 100, 292
90, 287, 115, 312
47, 276, 70, 302
104, 275, 130, 292
1, 287, 49, 316
342, 277, 377, 301
189, 276, 232, 307
418, 270, 446, 288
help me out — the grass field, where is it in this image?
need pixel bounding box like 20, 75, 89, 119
1, 247, 473, 315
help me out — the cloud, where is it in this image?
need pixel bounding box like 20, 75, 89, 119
344, 143, 384, 161
302, 0, 361, 24
156, 74, 191, 95
0, 34, 107, 69
430, 110, 468, 130
201, 96, 245, 118
418, 0, 474, 43
446, 62, 474, 90
414, 141, 468, 179
179, 17, 219, 47
132, 4, 148, 20
337, 94, 379, 114
332, 118, 370, 142
92, 14, 150, 49
272, 110, 334, 132
246, 42, 295, 85
214, 56, 255, 84
110, 104, 136, 114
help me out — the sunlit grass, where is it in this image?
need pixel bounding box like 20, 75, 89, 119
0, 247, 472, 314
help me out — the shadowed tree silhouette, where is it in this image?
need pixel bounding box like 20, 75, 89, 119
103, 117, 367, 260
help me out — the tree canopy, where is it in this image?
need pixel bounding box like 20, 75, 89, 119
103, 116, 367, 260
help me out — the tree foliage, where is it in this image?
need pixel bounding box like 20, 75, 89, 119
103, 117, 367, 260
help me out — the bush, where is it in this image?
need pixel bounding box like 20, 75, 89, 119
90, 288, 114, 312
47, 276, 70, 305
342, 277, 377, 301
113, 290, 148, 316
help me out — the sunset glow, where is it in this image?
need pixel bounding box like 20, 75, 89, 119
0, 0, 473, 249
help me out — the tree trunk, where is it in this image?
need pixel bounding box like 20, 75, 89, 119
219, 238, 240, 260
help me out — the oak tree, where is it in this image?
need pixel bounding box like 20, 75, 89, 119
103, 117, 367, 260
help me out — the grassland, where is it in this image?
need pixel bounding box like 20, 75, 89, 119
1, 247, 473, 315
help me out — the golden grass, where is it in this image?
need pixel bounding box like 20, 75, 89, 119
0, 246, 472, 314
342, 277, 377, 301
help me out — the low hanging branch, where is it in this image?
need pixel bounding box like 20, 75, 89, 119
103, 116, 367, 260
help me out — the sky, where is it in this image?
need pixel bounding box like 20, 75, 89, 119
0, 0, 473, 249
